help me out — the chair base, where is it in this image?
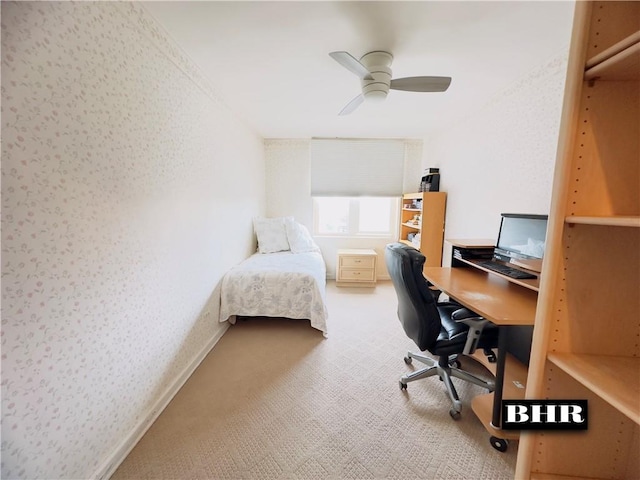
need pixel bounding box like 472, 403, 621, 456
400, 351, 495, 417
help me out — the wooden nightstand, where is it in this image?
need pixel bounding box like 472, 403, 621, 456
336, 249, 378, 287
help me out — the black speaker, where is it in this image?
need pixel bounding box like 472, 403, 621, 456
420, 168, 440, 192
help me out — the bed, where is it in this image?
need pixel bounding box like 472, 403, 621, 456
219, 217, 329, 335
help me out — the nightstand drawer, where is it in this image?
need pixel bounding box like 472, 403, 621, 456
340, 256, 376, 269
336, 249, 378, 287
338, 268, 375, 282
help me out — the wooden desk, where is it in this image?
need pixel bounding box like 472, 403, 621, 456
447, 238, 495, 249
424, 267, 537, 325
423, 266, 537, 449
447, 238, 540, 292
456, 258, 540, 292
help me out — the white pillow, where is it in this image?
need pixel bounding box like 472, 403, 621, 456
253, 217, 291, 253
285, 219, 319, 253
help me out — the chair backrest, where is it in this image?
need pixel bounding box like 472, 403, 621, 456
385, 243, 441, 351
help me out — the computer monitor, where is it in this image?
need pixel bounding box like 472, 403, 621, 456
493, 214, 548, 271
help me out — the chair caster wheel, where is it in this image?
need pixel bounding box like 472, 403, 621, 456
449, 409, 461, 420
399, 381, 407, 391
404, 356, 412, 365
490, 436, 508, 452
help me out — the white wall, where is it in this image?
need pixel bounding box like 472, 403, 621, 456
423, 52, 570, 265
264, 139, 423, 279
1, 3, 265, 478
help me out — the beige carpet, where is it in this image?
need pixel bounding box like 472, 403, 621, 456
113, 280, 517, 479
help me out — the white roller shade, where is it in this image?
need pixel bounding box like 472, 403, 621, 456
310, 138, 405, 196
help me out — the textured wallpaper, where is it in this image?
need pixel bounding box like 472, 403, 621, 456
1, 2, 265, 478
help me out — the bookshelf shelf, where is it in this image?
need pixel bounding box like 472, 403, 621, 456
515, 2, 640, 478
398, 192, 446, 268
565, 215, 640, 227
548, 353, 640, 424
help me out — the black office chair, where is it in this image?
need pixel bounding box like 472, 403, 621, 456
385, 242, 498, 419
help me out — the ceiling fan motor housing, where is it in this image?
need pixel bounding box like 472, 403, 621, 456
359, 51, 393, 102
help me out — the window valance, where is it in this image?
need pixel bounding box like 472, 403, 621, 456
310, 138, 405, 196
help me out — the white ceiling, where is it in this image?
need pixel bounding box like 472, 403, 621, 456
143, 1, 575, 139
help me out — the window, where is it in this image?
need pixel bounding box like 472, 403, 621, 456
313, 197, 399, 237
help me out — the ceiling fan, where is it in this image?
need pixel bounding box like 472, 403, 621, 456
329, 50, 452, 115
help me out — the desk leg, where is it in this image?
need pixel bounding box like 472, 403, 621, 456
491, 326, 508, 429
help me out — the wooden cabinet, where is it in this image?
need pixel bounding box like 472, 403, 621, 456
336, 249, 377, 287
399, 192, 446, 268
515, 2, 640, 479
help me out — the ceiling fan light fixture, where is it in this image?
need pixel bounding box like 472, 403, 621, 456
330, 49, 451, 115
363, 90, 388, 102
360, 53, 391, 104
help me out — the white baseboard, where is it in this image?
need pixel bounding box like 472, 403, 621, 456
93, 323, 230, 480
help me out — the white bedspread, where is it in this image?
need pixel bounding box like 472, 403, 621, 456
219, 251, 328, 335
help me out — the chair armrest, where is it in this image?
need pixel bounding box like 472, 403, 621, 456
452, 308, 490, 355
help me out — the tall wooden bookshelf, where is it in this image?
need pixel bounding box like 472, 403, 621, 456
515, 2, 640, 479
399, 192, 446, 268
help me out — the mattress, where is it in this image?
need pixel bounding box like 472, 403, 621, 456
219, 251, 328, 335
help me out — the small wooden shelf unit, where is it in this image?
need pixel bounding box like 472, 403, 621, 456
399, 192, 446, 268
515, 2, 640, 479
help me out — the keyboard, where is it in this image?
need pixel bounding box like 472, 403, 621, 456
478, 261, 537, 279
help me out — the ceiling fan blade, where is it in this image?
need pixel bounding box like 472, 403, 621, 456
390, 76, 452, 92
339, 94, 364, 116
329, 51, 374, 80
